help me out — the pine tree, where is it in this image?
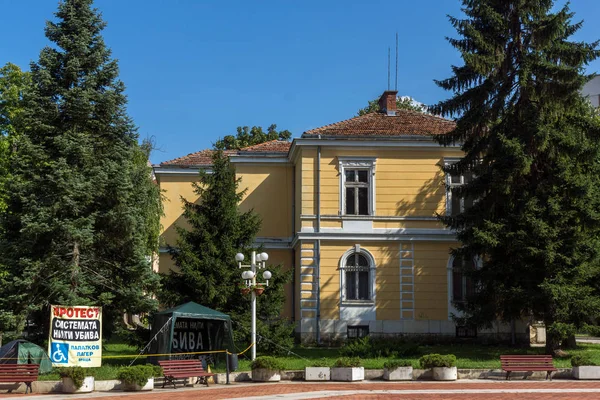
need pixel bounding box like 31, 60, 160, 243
434, 0, 600, 353
161, 150, 293, 353
0, 0, 161, 340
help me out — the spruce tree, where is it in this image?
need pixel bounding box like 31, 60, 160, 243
0, 0, 161, 340
161, 150, 293, 353
434, 0, 600, 352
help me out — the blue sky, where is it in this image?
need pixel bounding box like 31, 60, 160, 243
1, 0, 599, 164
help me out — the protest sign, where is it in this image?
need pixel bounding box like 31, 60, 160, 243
48, 305, 102, 367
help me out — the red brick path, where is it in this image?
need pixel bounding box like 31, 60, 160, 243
2, 381, 600, 399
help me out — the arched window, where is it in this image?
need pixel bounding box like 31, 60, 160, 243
451, 256, 476, 303
343, 252, 371, 301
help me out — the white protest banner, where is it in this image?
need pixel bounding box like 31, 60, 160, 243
48, 305, 102, 367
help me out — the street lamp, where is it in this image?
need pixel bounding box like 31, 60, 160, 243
235, 251, 271, 360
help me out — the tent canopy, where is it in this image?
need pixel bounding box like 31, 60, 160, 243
156, 301, 232, 321
150, 302, 234, 363
0, 340, 53, 374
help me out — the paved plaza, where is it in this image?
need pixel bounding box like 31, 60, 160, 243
2, 381, 600, 400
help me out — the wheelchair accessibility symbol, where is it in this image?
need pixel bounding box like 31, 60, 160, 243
51, 342, 68, 364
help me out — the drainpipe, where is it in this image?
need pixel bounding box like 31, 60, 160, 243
316, 139, 322, 345
291, 166, 296, 324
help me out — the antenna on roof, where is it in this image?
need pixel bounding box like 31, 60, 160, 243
395, 32, 398, 91
387, 47, 391, 90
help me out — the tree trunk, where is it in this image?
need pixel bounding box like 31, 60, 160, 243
510, 319, 516, 346
71, 242, 80, 290
562, 334, 577, 349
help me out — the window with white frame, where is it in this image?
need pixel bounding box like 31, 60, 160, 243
340, 247, 376, 303
445, 160, 474, 216
451, 256, 476, 303
338, 158, 376, 216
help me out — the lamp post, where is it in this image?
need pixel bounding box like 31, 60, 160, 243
235, 251, 271, 360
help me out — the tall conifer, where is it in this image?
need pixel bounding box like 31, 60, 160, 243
0, 0, 161, 339
161, 150, 294, 353
434, 0, 600, 352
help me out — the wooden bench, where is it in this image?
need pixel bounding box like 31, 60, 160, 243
0, 364, 40, 394
158, 359, 215, 388
500, 355, 557, 380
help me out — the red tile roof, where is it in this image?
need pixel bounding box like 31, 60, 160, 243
237, 140, 292, 153
160, 149, 236, 167
303, 110, 455, 137
160, 141, 291, 166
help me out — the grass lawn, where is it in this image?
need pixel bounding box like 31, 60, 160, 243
39, 341, 600, 379
222, 343, 600, 372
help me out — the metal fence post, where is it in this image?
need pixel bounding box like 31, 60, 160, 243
225, 350, 230, 385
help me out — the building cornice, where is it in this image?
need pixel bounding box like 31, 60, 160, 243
288, 137, 462, 163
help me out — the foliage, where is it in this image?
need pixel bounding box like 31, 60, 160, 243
333, 357, 362, 368
0, 63, 30, 215
571, 355, 599, 367
117, 364, 161, 387
0, 0, 161, 341
548, 322, 577, 346
59, 367, 90, 389
160, 150, 293, 353
339, 336, 420, 358
582, 324, 600, 337
309, 358, 331, 368
383, 359, 413, 369
357, 96, 427, 116
419, 354, 456, 369
432, 0, 600, 354
250, 356, 285, 370
215, 124, 291, 150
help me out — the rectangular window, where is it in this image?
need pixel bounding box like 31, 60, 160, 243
452, 257, 475, 303
456, 325, 477, 338
347, 325, 369, 339
446, 161, 474, 216
344, 168, 370, 215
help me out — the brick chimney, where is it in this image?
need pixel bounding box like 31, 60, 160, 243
378, 90, 398, 116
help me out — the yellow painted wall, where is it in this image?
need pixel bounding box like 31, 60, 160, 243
413, 241, 456, 321
264, 249, 294, 319
319, 240, 455, 322
158, 252, 176, 275
301, 148, 317, 217
157, 174, 202, 248
319, 241, 400, 321
316, 148, 462, 218
295, 165, 301, 234
237, 164, 293, 238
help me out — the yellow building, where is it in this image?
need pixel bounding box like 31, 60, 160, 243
154, 91, 520, 343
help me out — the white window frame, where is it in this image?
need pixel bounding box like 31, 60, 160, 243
338, 157, 376, 216
339, 245, 376, 306
444, 158, 472, 216
446, 255, 481, 319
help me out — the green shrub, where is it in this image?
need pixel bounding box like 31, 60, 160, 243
58, 367, 89, 389
548, 322, 576, 344
250, 356, 285, 371
333, 357, 362, 368
310, 358, 331, 368
117, 364, 162, 387
339, 336, 420, 358
419, 354, 457, 369
582, 324, 600, 337
571, 355, 599, 367
383, 359, 412, 369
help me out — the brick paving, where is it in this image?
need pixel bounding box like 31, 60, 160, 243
2, 381, 600, 399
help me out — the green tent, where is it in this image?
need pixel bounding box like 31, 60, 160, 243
149, 302, 234, 364
0, 340, 53, 374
